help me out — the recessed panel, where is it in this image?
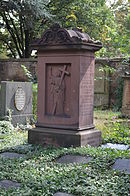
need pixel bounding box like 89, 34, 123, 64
45, 63, 71, 117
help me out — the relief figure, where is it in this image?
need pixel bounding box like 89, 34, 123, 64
49, 65, 70, 116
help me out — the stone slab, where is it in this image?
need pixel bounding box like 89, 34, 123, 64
54, 192, 74, 196
11, 114, 33, 125
101, 143, 129, 150
28, 127, 101, 147
56, 155, 91, 164
112, 159, 130, 174
0, 180, 21, 190
0, 81, 33, 125
0, 152, 25, 159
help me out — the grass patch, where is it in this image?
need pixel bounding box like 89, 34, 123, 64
94, 109, 130, 145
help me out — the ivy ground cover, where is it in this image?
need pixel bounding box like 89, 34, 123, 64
0, 110, 129, 196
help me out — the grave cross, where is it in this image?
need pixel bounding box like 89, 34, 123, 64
59, 65, 70, 85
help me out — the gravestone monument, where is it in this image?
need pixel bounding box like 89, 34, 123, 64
0, 81, 33, 125
122, 74, 130, 118
28, 24, 102, 147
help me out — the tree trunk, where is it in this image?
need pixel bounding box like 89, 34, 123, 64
24, 30, 31, 58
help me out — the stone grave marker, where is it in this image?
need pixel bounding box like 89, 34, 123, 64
0, 81, 33, 125
122, 74, 130, 118
112, 158, 130, 174
0, 152, 25, 159
28, 24, 102, 147
101, 143, 129, 150
54, 192, 74, 196
56, 155, 91, 164
0, 180, 21, 190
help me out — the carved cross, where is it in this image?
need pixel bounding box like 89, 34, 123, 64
59, 65, 70, 85
52, 65, 70, 115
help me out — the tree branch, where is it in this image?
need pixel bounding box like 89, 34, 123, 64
19, 15, 24, 52
5, 41, 16, 58
24, 29, 30, 58
1, 12, 23, 58
9, 12, 23, 52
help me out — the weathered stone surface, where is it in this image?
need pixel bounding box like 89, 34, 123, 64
0, 152, 25, 159
112, 159, 130, 174
29, 24, 102, 147
0, 58, 126, 109
32, 23, 102, 49
15, 87, 26, 111
122, 76, 130, 118
28, 128, 101, 147
0, 81, 33, 125
54, 192, 74, 196
0, 59, 37, 83
101, 143, 129, 150
0, 180, 21, 190
56, 155, 91, 164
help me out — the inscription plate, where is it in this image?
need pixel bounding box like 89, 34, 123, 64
15, 87, 26, 111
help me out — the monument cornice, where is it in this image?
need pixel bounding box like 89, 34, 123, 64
31, 23, 102, 52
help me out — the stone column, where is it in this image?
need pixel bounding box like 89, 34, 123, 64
28, 24, 102, 147
122, 75, 130, 118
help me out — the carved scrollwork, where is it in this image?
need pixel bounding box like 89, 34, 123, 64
57, 30, 72, 43
38, 24, 73, 45
32, 23, 102, 47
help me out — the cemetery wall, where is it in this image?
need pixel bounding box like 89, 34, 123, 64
0, 57, 126, 108
95, 57, 127, 108
0, 58, 37, 82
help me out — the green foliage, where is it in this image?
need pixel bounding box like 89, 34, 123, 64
99, 65, 115, 75
0, 0, 51, 58
49, 0, 129, 57
95, 64, 115, 82
98, 0, 129, 57
0, 109, 130, 195
21, 64, 33, 82
16, 123, 32, 132
0, 127, 130, 195
0, 120, 14, 134
0, 0, 129, 58
94, 109, 130, 145
103, 121, 130, 145
50, 0, 110, 38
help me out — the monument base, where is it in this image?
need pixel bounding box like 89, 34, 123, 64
28, 127, 102, 147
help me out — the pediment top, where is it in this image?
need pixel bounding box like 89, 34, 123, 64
31, 23, 102, 51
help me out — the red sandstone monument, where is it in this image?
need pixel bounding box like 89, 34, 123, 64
28, 24, 102, 147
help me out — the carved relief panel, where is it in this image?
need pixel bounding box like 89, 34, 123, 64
45, 63, 71, 117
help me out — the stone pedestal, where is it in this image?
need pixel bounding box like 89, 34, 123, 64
28, 24, 102, 147
28, 128, 101, 147
122, 76, 130, 118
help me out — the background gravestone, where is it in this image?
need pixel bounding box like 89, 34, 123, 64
122, 75, 130, 118
0, 81, 33, 125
